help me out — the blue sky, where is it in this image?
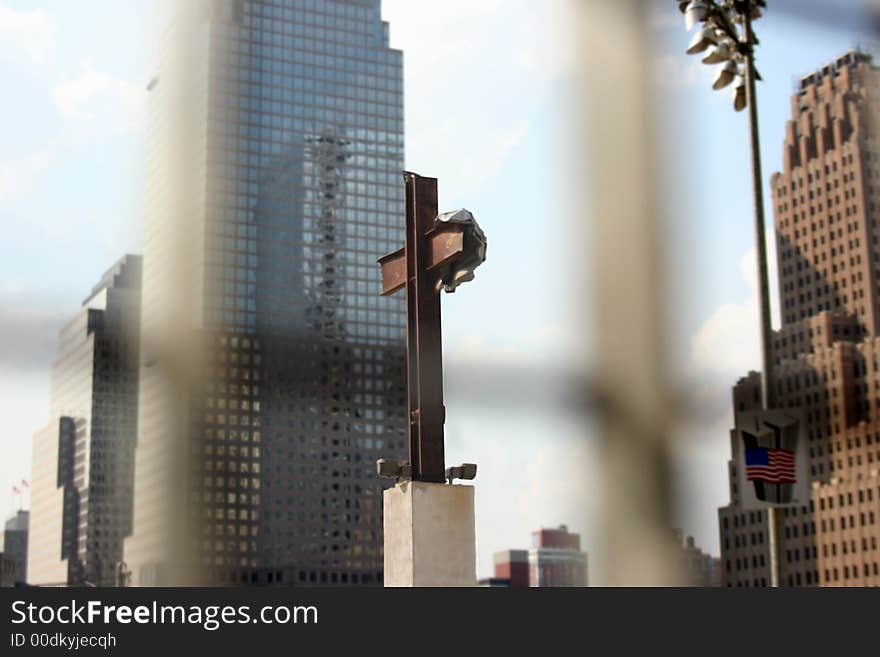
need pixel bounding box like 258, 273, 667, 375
0, 0, 876, 580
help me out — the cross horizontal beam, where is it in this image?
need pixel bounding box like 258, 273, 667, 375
377, 227, 465, 296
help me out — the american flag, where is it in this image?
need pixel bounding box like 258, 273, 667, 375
745, 447, 796, 484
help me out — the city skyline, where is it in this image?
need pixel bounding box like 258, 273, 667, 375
2, 0, 879, 583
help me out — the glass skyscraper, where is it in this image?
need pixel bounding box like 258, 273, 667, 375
126, 0, 406, 586
29, 256, 141, 587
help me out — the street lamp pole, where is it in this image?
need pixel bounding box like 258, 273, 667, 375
741, 9, 785, 590
678, 0, 782, 587
742, 10, 775, 413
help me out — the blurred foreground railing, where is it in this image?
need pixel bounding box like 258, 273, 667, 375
578, 0, 685, 586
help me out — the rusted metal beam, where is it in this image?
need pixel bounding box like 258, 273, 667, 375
377, 172, 469, 483
404, 172, 447, 483
378, 228, 465, 296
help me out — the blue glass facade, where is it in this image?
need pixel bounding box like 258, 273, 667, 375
205, 0, 404, 341
195, 0, 407, 585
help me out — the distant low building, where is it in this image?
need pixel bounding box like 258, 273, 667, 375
477, 577, 513, 587
0, 553, 16, 587
3, 511, 29, 585
493, 549, 529, 588
529, 526, 588, 587
488, 525, 588, 588
675, 529, 720, 587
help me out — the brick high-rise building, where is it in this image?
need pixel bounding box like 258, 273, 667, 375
124, 0, 407, 586
719, 50, 880, 587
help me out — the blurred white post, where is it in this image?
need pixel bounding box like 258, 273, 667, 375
577, 0, 685, 585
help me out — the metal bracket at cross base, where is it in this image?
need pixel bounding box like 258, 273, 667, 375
376, 172, 486, 484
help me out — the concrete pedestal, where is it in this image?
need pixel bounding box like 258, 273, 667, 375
383, 481, 476, 587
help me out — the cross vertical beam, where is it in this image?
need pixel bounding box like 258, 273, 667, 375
404, 172, 446, 483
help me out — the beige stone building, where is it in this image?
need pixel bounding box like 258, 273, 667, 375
720, 51, 880, 587
675, 530, 720, 587
28, 256, 141, 586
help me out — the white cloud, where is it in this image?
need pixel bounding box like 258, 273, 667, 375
382, 0, 574, 194
670, 411, 731, 558
515, 431, 596, 536
0, 5, 55, 64
0, 297, 72, 372
446, 409, 596, 579
0, 369, 50, 514
654, 54, 701, 88
690, 231, 779, 379
52, 65, 146, 134
0, 64, 146, 205
649, 1, 685, 31
0, 143, 57, 202
382, 0, 504, 42
454, 119, 531, 194
448, 319, 579, 373
450, 333, 530, 367
679, 232, 782, 556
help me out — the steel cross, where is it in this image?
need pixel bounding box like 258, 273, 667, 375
378, 172, 468, 483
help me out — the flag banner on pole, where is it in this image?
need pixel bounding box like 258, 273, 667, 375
733, 409, 809, 508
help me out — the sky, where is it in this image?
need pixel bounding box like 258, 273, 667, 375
0, 0, 877, 581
